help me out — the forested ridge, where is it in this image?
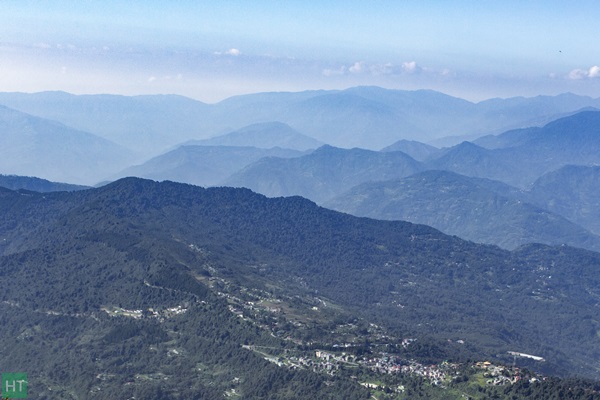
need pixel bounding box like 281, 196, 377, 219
0, 178, 599, 398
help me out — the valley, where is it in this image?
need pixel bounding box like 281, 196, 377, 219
2, 88, 600, 399
3, 3, 600, 398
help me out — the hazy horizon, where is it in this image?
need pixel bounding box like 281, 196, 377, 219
1, 1, 599, 103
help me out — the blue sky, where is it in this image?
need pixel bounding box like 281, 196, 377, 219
1, 1, 599, 102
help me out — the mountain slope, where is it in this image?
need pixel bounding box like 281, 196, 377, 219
380, 139, 440, 161
0, 105, 132, 184
529, 165, 600, 235
429, 111, 600, 187
3, 88, 600, 154
476, 93, 600, 130
225, 145, 423, 203
285, 92, 428, 148
0, 91, 211, 155
0, 174, 89, 192
114, 145, 303, 187
325, 170, 600, 251
185, 121, 323, 151
1, 177, 599, 390
427, 141, 521, 184
473, 126, 543, 149
0, 181, 372, 399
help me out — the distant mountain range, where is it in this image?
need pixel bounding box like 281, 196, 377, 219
225, 145, 423, 203
222, 111, 600, 252
183, 121, 323, 151
114, 145, 304, 187
81, 109, 600, 255
3, 87, 600, 398
0, 105, 132, 184
528, 165, 600, 235
224, 110, 600, 194
325, 170, 600, 251
429, 111, 600, 187
381, 139, 441, 161
1, 88, 599, 155
1, 88, 599, 254
0, 91, 211, 155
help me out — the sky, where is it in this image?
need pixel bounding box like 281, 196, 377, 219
1, 0, 599, 103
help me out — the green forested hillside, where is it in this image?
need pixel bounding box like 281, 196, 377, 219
0, 174, 89, 192
324, 170, 600, 251
529, 165, 600, 235
1, 178, 599, 398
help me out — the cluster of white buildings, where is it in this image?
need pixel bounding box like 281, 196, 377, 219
365, 356, 459, 386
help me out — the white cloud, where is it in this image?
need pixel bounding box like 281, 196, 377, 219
589, 65, 600, 78
569, 69, 588, 80
214, 48, 241, 56
321, 60, 446, 79
147, 74, 183, 83
402, 61, 419, 73
349, 61, 365, 73
568, 66, 600, 80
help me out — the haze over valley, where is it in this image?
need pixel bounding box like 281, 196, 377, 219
2, 2, 600, 399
